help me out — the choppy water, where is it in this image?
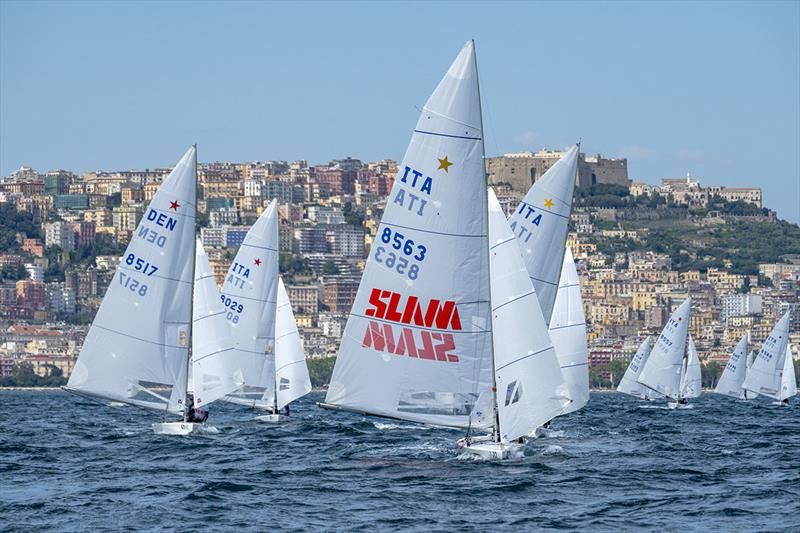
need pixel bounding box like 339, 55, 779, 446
1, 390, 798, 531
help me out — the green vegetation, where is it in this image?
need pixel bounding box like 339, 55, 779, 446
0, 203, 41, 253
343, 202, 364, 226
307, 357, 336, 388
0, 362, 67, 387
322, 260, 340, 275
279, 253, 310, 276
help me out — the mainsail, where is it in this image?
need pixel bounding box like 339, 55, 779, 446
548, 247, 589, 414
742, 311, 791, 399
66, 146, 197, 414
617, 337, 653, 399
221, 200, 280, 408
488, 188, 569, 442
275, 277, 312, 410
324, 41, 494, 428
780, 344, 797, 402
714, 335, 749, 399
191, 239, 245, 407
508, 145, 579, 325
637, 298, 692, 400
679, 335, 702, 399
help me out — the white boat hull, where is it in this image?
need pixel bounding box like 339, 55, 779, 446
152, 422, 201, 435
667, 402, 692, 410
459, 440, 524, 460
254, 413, 285, 423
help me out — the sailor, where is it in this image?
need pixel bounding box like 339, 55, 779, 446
186, 394, 209, 423
678, 398, 689, 405
282, 404, 290, 417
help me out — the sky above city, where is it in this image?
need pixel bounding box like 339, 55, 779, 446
1, 1, 798, 222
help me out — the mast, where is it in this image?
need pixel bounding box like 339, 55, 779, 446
184, 143, 198, 422
472, 40, 500, 443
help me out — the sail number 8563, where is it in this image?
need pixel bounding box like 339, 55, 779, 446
374, 227, 427, 280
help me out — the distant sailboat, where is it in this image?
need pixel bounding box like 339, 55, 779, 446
548, 247, 589, 414
714, 335, 754, 400
618, 336, 662, 400
272, 277, 313, 418
676, 334, 702, 404
780, 344, 797, 404
742, 311, 791, 400
66, 146, 244, 434
319, 41, 568, 460
637, 298, 692, 405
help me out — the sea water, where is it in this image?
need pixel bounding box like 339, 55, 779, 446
1, 390, 798, 531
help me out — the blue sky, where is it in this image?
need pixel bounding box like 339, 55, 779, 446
1, 1, 798, 222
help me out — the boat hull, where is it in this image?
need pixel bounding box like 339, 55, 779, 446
152, 422, 201, 435
460, 440, 524, 460
254, 413, 284, 423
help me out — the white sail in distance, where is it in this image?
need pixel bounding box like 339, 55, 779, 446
548, 247, 589, 414
780, 344, 797, 402
324, 41, 494, 428
742, 311, 791, 400
508, 145, 579, 325
489, 188, 569, 442
191, 239, 246, 407
679, 335, 702, 399
617, 337, 654, 399
637, 298, 691, 400
66, 146, 197, 414
221, 200, 280, 408
275, 277, 312, 410
714, 335, 749, 399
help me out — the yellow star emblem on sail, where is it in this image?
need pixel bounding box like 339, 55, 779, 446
544, 198, 554, 209
437, 156, 453, 173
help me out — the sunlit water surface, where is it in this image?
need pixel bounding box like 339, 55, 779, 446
1, 391, 798, 531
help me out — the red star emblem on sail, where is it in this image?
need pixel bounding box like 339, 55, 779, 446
169, 200, 180, 210
254, 258, 261, 266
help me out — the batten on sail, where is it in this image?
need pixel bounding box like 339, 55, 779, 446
66, 146, 198, 415
742, 311, 791, 400
637, 298, 692, 400
714, 335, 749, 399
275, 277, 312, 410
548, 247, 589, 414
323, 41, 494, 429
508, 145, 579, 325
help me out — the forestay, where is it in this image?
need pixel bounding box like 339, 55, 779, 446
191, 239, 245, 407
66, 146, 197, 414
221, 200, 280, 408
275, 277, 312, 410
324, 41, 494, 428
780, 344, 797, 402
617, 337, 653, 399
489, 189, 569, 442
508, 145, 579, 325
679, 335, 702, 399
714, 335, 749, 399
548, 247, 589, 414
637, 298, 691, 400
742, 311, 791, 400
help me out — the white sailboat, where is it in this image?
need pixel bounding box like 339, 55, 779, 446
676, 334, 702, 404
617, 336, 658, 399
547, 247, 589, 414
66, 146, 244, 434
320, 41, 567, 460
714, 335, 753, 399
508, 145, 580, 326
637, 298, 692, 403
780, 344, 797, 404
742, 311, 791, 400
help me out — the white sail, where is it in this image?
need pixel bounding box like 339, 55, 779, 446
191, 239, 245, 407
275, 277, 312, 410
780, 344, 797, 401
508, 145, 579, 325
489, 188, 569, 442
221, 200, 280, 408
67, 146, 197, 414
742, 311, 791, 400
324, 41, 494, 428
637, 298, 691, 400
548, 247, 589, 414
714, 335, 749, 399
744, 350, 759, 399
679, 335, 702, 399
617, 337, 653, 399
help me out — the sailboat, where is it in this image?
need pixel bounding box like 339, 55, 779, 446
319, 41, 568, 460
637, 298, 692, 406
547, 247, 589, 414
673, 334, 702, 407
219, 199, 311, 421
742, 311, 791, 401
617, 336, 662, 400
714, 335, 752, 399
66, 146, 245, 434
780, 344, 797, 404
